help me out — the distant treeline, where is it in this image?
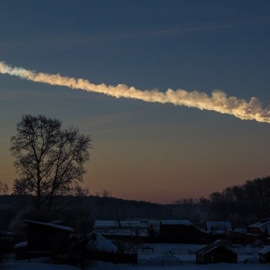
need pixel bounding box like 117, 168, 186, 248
0, 176, 269, 233
205, 176, 270, 226
175, 176, 270, 227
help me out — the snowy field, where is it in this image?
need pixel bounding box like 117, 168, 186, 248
1, 261, 270, 270
90, 262, 270, 270
89, 242, 269, 269
1, 243, 269, 269
0, 262, 80, 269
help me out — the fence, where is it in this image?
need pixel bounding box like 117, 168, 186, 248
88, 250, 138, 264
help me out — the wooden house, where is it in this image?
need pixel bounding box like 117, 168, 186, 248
196, 243, 237, 264
258, 246, 270, 263
25, 220, 74, 254
248, 218, 270, 237
226, 229, 246, 244
227, 229, 260, 244
206, 221, 232, 234
159, 220, 208, 243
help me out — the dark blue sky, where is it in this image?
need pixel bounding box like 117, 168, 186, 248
1, 0, 270, 203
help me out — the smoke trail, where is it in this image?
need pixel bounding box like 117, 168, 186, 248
1, 61, 270, 123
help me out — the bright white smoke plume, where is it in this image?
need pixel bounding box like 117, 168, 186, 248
0, 61, 270, 123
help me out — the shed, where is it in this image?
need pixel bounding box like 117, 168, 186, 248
159, 220, 208, 243
258, 246, 270, 263
25, 220, 74, 253
248, 219, 270, 236
227, 229, 246, 244
196, 244, 237, 264
206, 221, 232, 233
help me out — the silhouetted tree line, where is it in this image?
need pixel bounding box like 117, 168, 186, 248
206, 176, 270, 226
0, 176, 269, 237
174, 176, 270, 227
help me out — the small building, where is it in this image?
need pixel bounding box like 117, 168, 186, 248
248, 218, 270, 237
206, 221, 232, 241
196, 243, 237, 264
86, 232, 137, 265
206, 221, 232, 233
227, 228, 261, 244
159, 220, 208, 243
227, 229, 246, 244
25, 220, 74, 254
258, 246, 270, 263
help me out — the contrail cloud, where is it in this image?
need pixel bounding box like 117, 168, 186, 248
0, 61, 270, 123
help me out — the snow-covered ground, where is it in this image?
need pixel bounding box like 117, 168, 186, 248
2, 261, 269, 270
1, 243, 269, 269
137, 243, 264, 264
0, 262, 80, 269
89, 243, 269, 270
89, 262, 270, 270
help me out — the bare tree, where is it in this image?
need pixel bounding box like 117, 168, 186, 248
10, 114, 91, 212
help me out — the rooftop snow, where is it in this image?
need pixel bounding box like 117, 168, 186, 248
161, 220, 192, 225
206, 221, 232, 231
258, 245, 270, 255
25, 220, 74, 232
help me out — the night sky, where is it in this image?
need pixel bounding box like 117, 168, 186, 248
1, 0, 270, 203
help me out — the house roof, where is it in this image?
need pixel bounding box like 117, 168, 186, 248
260, 218, 270, 223
160, 220, 192, 226
25, 220, 74, 232
196, 244, 219, 256
248, 219, 270, 229
206, 221, 232, 232
248, 220, 270, 234
258, 246, 270, 255
196, 244, 235, 256
87, 232, 117, 253
14, 241, 28, 249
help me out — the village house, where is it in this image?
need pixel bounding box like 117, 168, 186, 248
226, 228, 261, 244
196, 243, 237, 264
24, 220, 74, 256
248, 218, 270, 238
159, 220, 208, 243
226, 228, 246, 244
94, 219, 149, 242
258, 246, 270, 264
206, 221, 232, 233
205, 221, 232, 241
95, 219, 209, 243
